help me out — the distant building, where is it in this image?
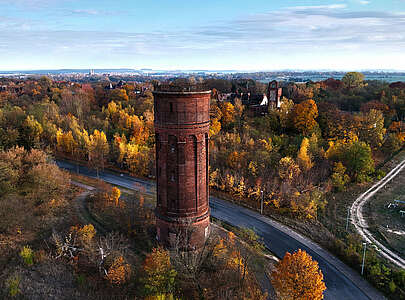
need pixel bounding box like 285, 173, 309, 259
248, 81, 283, 116
105, 81, 126, 90
267, 80, 282, 109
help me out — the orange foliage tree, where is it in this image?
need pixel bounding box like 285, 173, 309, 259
141, 247, 177, 297
292, 99, 319, 135
271, 249, 326, 300
105, 256, 131, 285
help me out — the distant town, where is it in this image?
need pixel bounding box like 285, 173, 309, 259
1, 69, 405, 84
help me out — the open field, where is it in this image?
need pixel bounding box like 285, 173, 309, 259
364, 170, 405, 256
322, 150, 405, 239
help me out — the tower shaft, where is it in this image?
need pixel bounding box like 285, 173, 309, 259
154, 90, 211, 248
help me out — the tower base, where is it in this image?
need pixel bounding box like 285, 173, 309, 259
156, 213, 210, 250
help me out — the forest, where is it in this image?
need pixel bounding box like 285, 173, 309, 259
2, 74, 405, 218
1, 72, 405, 298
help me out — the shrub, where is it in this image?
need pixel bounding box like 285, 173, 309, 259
77, 224, 96, 246
6, 274, 21, 297
375, 169, 386, 180
331, 162, 350, 191
383, 133, 402, 154
20, 246, 34, 266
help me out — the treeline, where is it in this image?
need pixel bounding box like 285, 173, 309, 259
1, 74, 405, 220
208, 73, 405, 220
0, 77, 156, 178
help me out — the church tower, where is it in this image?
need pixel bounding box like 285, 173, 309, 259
153, 88, 211, 249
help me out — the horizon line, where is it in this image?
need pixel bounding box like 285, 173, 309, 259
1, 68, 405, 73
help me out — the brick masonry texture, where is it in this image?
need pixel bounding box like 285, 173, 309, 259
153, 91, 211, 248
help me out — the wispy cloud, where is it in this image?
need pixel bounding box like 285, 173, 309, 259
70, 9, 99, 16
286, 4, 347, 10
0, 3, 404, 69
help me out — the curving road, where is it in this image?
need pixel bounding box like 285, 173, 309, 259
57, 160, 385, 300
351, 159, 405, 269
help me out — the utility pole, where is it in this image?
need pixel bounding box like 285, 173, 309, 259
346, 207, 350, 231
361, 242, 367, 276
260, 190, 264, 215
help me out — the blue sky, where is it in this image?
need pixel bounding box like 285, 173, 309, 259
0, 0, 405, 70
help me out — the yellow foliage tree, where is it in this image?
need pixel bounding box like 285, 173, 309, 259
292, 99, 319, 135
297, 137, 313, 171
271, 249, 326, 300
70, 224, 96, 247
111, 187, 121, 206
129, 115, 148, 145
220, 102, 235, 125
126, 142, 151, 176
87, 129, 109, 176
56, 129, 77, 155
278, 157, 301, 182
210, 118, 221, 136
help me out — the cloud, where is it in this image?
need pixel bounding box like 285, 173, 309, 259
0, 4, 404, 69
286, 4, 347, 10
359, 1, 371, 4
70, 9, 99, 16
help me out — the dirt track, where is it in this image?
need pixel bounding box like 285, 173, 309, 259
350, 160, 405, 269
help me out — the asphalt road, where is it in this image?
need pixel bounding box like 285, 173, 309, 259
57, 160, 384, 300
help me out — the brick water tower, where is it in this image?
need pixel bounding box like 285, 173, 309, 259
153, 87, 211, 249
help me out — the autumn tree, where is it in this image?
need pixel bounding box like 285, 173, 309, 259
342, 72, 365, 89
343, 141, 374, 182
358, 109, 386, 149
0, 147, 69, 233
111, 187, 121, 206
56, 129, 77, 156
60, 87, 91, 120
327, 138, 374, 182
331, 162, 350, 191
297, 137, 313, 171
109, 88, 129, 102
292, 99, 319, 135
271, 249, 326, 300
210, 118, 221, 136
105, 256, 131, 285
141, 247, 177, 298
112, 133, 127, 167
87, 129, 109, 177
126, 142, 152, 177
278, 97, 294, 130
21, 115, 43, 149
278, 157, 301, 183
0, 158, 18, 196
220, 101, 235, 126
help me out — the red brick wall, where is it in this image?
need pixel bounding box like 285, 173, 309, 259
154, 91, 211, 248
